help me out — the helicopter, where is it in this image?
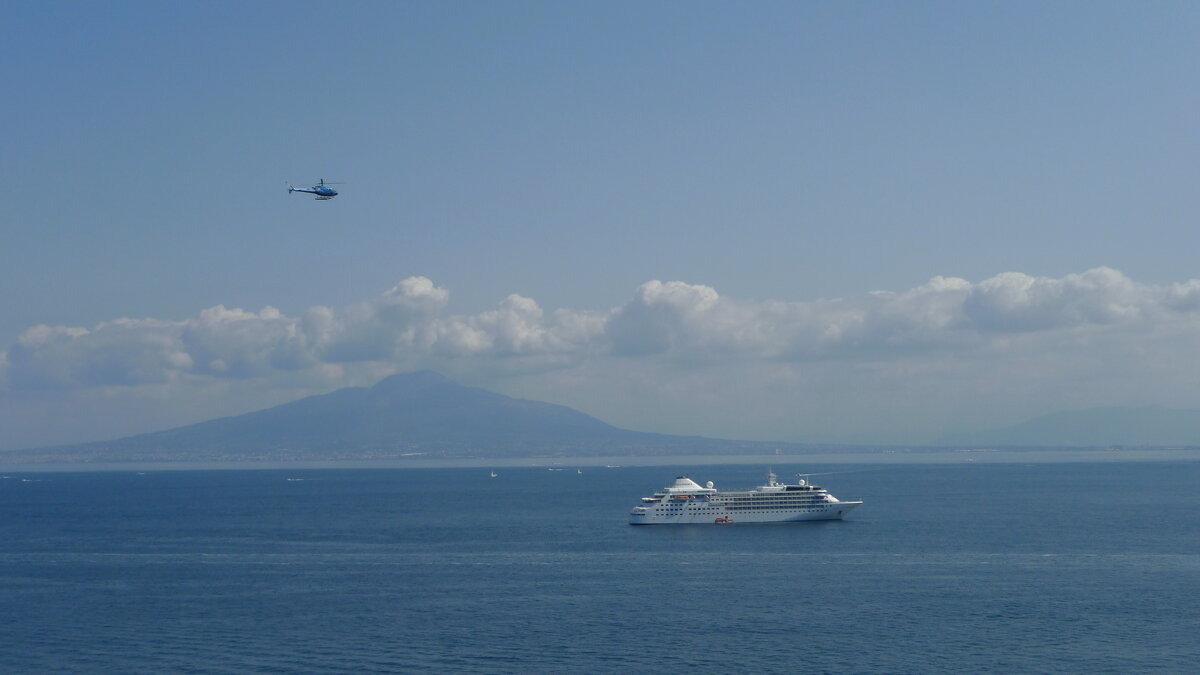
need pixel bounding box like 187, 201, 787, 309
288, 179, 343, 200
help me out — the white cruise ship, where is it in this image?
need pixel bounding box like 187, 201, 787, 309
629, 471, 862, 525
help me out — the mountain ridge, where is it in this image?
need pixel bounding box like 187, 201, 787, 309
5, 372, 1197, 463
3, 371, 776, 463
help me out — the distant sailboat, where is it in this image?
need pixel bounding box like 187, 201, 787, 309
577, 469, 584, 474
490, 471, 498, 478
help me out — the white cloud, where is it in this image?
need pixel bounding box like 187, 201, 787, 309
962, 267, 1142, 331
307, 276, 451, 362
605, 275, 975, 361
7, 268, 1200, 391
7, 267, 1200, 448
8, 319, 190, 389
1164, 279, 1200, 312
183, 305, 311, 377
605, 280, 721, 356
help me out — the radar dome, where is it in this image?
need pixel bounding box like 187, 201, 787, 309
706, 481, 714, 489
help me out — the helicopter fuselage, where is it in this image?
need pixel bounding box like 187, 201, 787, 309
289, 185, 338, 199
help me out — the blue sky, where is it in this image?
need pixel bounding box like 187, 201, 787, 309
3, 1, 1199, 450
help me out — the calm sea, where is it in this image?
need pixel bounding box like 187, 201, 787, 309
1, 461, 1197, 673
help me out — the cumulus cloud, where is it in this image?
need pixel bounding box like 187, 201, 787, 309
306, 276, 451, 362
9, 267, 1200, 448
8, 319, 191, 389
5, 267, 1200, 395
962, 267, 1143, 331
1, 276, 600, 391
182, 305, 311, 377
606, 280, 722, 356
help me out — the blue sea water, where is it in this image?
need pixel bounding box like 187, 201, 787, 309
1, 461, 1197, 673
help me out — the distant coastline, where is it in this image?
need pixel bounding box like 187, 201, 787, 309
9, 372, 1200, 468
4, 447, 1198, 474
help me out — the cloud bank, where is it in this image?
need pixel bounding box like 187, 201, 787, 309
5, 267, 1200, 448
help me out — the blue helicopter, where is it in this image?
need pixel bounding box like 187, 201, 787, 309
288, 178, 343, 200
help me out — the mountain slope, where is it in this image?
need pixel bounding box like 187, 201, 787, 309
7, 371, 752, 462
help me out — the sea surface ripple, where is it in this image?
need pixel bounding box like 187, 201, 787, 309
1, 461, 1197, 673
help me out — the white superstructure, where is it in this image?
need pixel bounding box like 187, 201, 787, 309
628, 471, 862, 525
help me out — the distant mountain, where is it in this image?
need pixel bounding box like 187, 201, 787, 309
3, 371, 798, 463
936, 406, 1200, 448
12, 372, 1190, 464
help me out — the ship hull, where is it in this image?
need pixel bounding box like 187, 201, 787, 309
629, 500, 861, 525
